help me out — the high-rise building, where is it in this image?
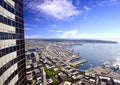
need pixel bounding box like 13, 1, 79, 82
42, 67, 47, 85
0, 0, 26, 85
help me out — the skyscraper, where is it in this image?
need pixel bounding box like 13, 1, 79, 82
42, 67, 47, 85
0, 0, 26, 85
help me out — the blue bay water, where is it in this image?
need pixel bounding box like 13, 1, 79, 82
71, 43, 120, 73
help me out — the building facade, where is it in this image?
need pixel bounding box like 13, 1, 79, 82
0, 0, 26, 85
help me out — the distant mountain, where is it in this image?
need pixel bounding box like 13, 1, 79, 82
26, 38, 118, 44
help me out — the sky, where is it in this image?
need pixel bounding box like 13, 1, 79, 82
24, 0, 120, 42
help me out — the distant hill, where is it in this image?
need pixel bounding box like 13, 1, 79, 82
26, 38, 118, 44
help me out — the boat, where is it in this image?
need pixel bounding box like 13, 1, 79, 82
111, 65, 119, 71
102, 61, 110, 68
80, 64, 83, 66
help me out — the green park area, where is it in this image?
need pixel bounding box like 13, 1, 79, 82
44, 66, 58, 84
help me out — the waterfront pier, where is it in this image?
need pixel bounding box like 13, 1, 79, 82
70, 59, 88, 67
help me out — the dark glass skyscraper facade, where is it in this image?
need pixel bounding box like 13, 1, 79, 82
0, 0, 26, 85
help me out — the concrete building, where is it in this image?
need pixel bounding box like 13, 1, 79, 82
0, 0, 26, 85
42, 67, 47, 85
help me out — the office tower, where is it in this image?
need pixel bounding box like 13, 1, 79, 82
0, 0, 26, 85
42, 67, 47, 85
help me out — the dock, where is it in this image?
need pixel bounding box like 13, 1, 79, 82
70, 59, 88, 66
85, 66, 113, 75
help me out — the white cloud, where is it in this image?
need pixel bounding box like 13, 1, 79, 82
99, 0, 120, 6
83, 5, 92, 20
25, 28, 32, 30
48, 30, 64, 33
55, 30, 64, 33
59, 29, 120, 40
26, 0, 80, 20
51, 24, 58, 28
25, 35, 40, 38
98, 35, 120, 39
84, 5, 91, 12
25, 23, 37, 27
60, 29, 90, 39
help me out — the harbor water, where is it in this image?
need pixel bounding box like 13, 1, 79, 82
71, 43, 120, 73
